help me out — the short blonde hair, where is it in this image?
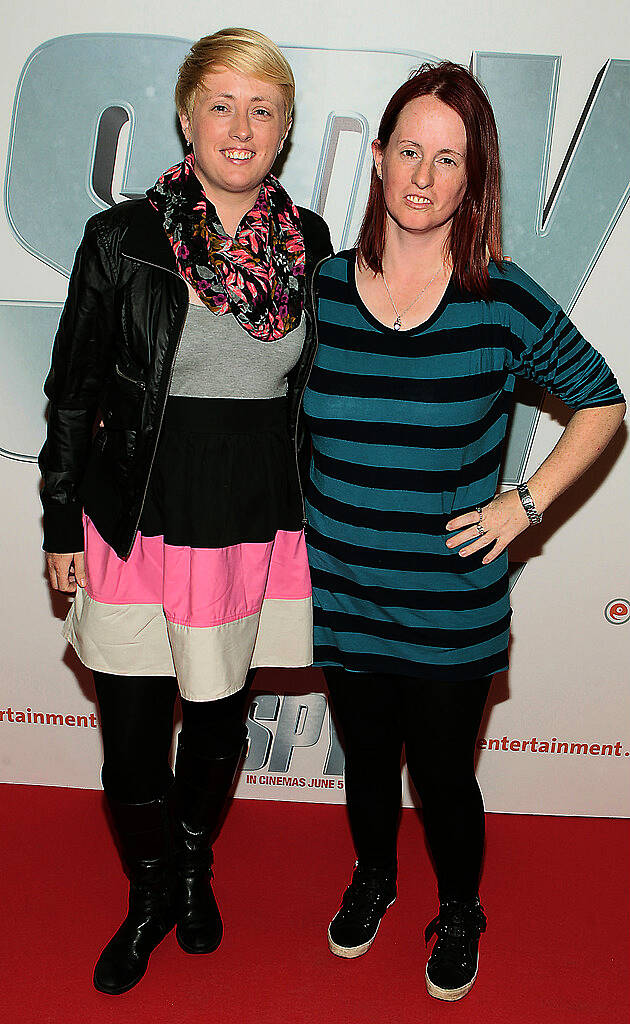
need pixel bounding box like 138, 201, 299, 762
175, 27, 295, 125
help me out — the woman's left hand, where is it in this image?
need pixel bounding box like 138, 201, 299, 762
445, 490, 531, 564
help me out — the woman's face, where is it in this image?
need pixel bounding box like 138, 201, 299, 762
179, 67, 289, 206
373, 94, 468, 242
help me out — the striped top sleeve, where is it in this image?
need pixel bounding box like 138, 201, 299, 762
500, 263, 624, 409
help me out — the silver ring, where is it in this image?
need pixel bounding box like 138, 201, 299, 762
475, 507, 485, 536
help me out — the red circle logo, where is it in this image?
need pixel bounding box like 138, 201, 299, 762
604, 599, 630, 624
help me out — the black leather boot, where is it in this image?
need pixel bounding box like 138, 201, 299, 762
93, 794, 176, 995
171, 734, 245, 954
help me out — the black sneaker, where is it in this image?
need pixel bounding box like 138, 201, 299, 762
424, 897, 487, 1001
328, 864, 397, 958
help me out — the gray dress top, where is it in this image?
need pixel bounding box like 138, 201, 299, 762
170, 305, 306, 399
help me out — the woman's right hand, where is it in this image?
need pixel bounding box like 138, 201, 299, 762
45, 552, 86, 592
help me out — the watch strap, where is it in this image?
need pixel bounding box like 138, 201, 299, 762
516, 483, 543, 525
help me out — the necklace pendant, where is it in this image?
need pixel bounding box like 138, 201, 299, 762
393, 316, 402, 331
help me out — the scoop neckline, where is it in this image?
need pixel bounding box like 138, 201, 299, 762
346, 248, 453, 335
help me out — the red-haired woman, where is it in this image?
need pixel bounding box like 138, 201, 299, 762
303, 62, 624, 1000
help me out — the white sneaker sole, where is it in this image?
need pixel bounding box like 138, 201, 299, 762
425, 963, 478, 1001
327, 897, 396, 958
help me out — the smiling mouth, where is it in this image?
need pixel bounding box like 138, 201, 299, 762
405, 195, 431, 206
222, 149, 254, 161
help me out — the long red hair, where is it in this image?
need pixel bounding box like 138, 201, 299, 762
358, 62, 503, 297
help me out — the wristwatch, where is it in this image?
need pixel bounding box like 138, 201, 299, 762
516, 483, 543, 525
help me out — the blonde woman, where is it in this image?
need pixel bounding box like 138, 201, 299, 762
40, 28, 331, 994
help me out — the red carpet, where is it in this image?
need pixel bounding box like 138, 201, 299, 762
1, 784, 628, 1024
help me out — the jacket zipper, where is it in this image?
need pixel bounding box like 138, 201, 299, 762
115, 364, 146, 389
120, 252, 188, 558
293, 254, 332, 526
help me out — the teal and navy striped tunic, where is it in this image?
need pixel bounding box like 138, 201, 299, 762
304, 250, 623, 681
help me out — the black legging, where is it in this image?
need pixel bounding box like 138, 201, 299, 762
324, 668, 491, 901
93, 670, 255, 804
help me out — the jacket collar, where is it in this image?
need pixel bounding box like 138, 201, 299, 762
119, 198, 178, 274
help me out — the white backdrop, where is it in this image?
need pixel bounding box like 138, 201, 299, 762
1, 0, 628, 816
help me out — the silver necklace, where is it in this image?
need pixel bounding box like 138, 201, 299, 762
381, 265, 442, 330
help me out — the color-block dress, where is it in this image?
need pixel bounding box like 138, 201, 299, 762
304, 251, 624, 681
64, 306, 312, 701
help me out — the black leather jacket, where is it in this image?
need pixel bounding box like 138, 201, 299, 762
39, 198, 332, 559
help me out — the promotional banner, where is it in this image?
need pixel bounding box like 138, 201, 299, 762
1, 1, 628, 816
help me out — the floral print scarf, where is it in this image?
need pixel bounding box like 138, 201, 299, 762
147, 153, 306, 341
